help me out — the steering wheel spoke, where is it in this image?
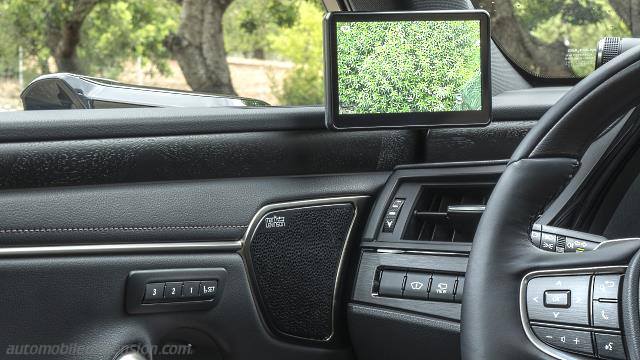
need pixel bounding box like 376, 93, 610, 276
518, 239, 640, 360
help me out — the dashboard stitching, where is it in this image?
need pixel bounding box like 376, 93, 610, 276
0, 225, 248, 233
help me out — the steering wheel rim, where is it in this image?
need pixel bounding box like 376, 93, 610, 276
461, 46, 640, 360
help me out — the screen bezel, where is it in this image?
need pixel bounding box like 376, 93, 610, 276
324, 10, 491, 130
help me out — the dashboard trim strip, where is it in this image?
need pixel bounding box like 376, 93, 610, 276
0, 241, 243, 256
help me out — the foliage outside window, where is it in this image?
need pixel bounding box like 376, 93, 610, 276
0, 0, 324, 111
474, 0, 633, 78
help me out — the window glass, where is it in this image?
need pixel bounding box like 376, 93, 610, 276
473, 0, 631, 78
0, 0, 324, 111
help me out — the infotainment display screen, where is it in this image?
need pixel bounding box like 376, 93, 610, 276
324, 11, 491, 129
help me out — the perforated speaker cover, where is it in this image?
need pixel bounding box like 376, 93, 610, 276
247, 203, 355, 341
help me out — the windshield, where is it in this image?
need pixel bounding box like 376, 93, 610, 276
0, 0, 324, 111
473, 0, 633, 78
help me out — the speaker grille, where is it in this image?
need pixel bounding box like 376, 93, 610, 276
248, 203, 355, 341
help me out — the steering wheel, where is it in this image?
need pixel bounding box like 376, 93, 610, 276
462, 46, 640, 360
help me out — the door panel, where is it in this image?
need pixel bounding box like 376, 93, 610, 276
0, 253, 351, 360
0, 174, 387, 245
0, 89, 562, 359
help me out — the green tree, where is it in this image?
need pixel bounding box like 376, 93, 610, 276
224, 0, 299, 59
267, 1, 324, 105
0, 0, 179, 80
476, 0, 629, 77
165, 0, 237, 94
81, 0, 180, 77
335, 20, 481, 114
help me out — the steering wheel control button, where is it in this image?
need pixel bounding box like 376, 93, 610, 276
143, 283, 165, 303
527, 275, 590, 325
532, 326, 594, 356
595, 333, 626, 360
199, 280, 218, 299
403, 272, 431, 300
593, 301, 620, 329
429, 274, 456, 302
454, 276, 465, 303
164, 282, 183, 300
593, 275, 622, 300
540, 233, 557, 252
544, 290, 571, 308
182, 281, 200, 298
378, 270, 405, 298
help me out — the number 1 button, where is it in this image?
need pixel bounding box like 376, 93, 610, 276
182, 281, 200, 298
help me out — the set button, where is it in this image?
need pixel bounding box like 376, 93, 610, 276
143, 280, 218, 303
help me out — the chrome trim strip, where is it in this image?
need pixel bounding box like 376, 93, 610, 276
374, 248, 469, 257
519, 266, 627, 360
0, 241, 242, 257
241, 195, 369, 343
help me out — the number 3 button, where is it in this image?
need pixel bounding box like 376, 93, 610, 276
144, 283, 165, 302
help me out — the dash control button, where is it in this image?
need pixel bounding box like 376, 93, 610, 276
381, 217, 397, 233
378, 270, 405, 298
182, 281, 200, 298
429, 274, 456, 302
164, 282, 183, 299
403, 272, 430, 300
386, 198, 405, 217
143, 283, 165, 303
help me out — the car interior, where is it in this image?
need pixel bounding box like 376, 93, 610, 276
4, 0, 640, 359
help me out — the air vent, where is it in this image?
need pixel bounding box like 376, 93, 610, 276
403, 184, 494, 242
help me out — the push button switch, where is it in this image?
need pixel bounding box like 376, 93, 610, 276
378, 270, 405, 297
164, 282, 183, 299
595, 333, 626, 360
182, 281, 200, 298
403, 272, 430, 300
144, 283, 165, 303
593, 275, 622, 300
429, 274, 456, 302
544, 290, 570, 308
593, 301, 620, 329
540, 233, 557, 252
532, 326, 593, 355
454, 276, 464, 303
199, 280, 218, 299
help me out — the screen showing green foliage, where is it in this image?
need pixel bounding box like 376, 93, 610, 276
336, 20, 482, 115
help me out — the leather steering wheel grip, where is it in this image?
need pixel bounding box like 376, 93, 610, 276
511, 45, 640, 162
461, 47, 640, 359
